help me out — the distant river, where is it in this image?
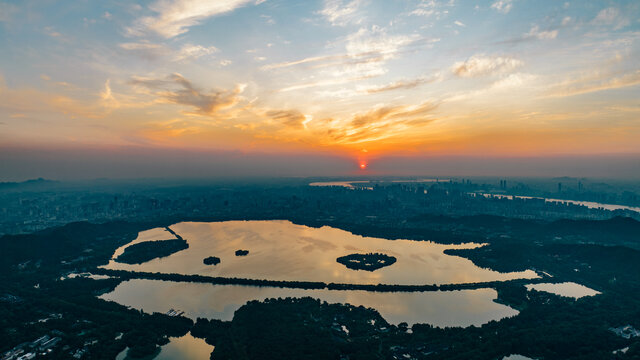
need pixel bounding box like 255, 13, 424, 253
476, 193, 640, 213
309, 179, 449, 189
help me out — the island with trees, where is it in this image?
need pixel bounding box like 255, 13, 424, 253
115, 239, 189, 265
336, 253, 397, 271
203, 256, 221, 265
235, 249, 249, 256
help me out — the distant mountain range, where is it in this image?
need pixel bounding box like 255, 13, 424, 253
0, 178, 59, 190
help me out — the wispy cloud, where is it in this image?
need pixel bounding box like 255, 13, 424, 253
592, 7, 630, 30
269, 26, 421, 91
327, 102, 438, 144
491, 0, 513, 14
525, 25, 558, 40
319, 0, 363, 26
119, 42, 218, 62
173, 43, 219, 62
452, 55, 523, 78
127, 0, 257, 38
548, 69, 640, 97
262, 54, 348, 70
130, 73, 245, 116
119, 42, 170, 60
265, 26, 419, 73
359, 74, 440, 94
409, 0, 454, 19
278, 76, 371, 92
266, 109, 309, 129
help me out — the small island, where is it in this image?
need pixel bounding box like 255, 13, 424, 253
115, 239, 189, 265
203, 256, 221, 265
235, 249, 249, 256
336, 253, 397, 272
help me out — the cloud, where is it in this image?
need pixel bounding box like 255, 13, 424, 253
335, 26, 419, 78
127, 0, 257, 38
409, 0, 453, 19
262, 54, 347, 70
452, 55, 523, 78
265, 26, 419, 73
454, 20, 465, 27
266, 109, 308, 129
119, 42, 170, 60
592, 7, 630, 30
268, 26, 422, 91
319, 0, 363, 26
359, 75, 440, 94
328, 102, 438, 144
491, 0, 513, 14
278, 76, 370, 92
173, 43, 218, 62
525, 25, 557, 40
100, 79, 119, 108
490, 73, 536, 90
119, 42, 218, 62
548, 70, 640, 97
130, 73, 245, 116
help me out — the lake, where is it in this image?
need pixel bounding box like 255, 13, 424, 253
103, 220, 538, 285
525, 282, 600, 299
115, 332, 212, 360
101, 279, 519, 327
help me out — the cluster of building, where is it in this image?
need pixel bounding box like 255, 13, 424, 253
165, 308, 185, 317
610, 325, 640, 339
2, 334, 61, 360
1, 178, 639, 235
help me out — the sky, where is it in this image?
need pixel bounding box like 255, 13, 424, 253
1, 0, 639, 179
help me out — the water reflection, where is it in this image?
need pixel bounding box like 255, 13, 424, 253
104, 221, 537, 285
101, 279, 519, 328
115, 332, 212, 360
525, 282, 600, 299
502, 355, 534, 360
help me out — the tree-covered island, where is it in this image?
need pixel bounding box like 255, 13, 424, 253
203, 256, 221, 265
336, 253, 397, 271
114, 239, 188, 265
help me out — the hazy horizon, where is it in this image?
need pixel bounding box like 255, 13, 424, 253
2, 145, 639, 182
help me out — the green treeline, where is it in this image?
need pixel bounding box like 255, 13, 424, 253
115, 239, 188, 265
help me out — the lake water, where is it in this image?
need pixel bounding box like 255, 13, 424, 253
115, 332, 212, 360
104, 220, 538, 285
101, 279, 519, 327
525, 282, 600, 299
